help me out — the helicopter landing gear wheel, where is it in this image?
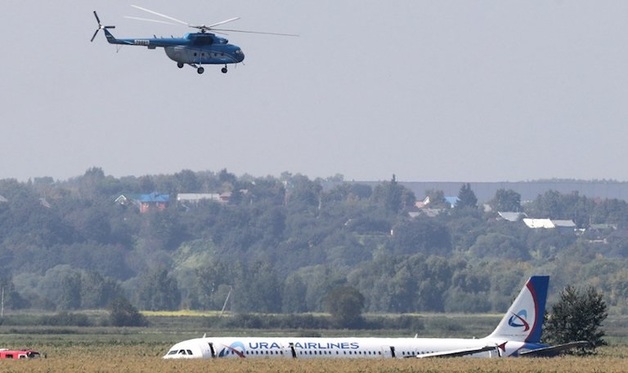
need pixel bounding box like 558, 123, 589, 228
197, 67, 205, 74
177, 62, 184, 69
221, 66, 228, 74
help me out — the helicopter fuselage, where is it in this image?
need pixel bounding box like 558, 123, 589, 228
103, 29, 244, 72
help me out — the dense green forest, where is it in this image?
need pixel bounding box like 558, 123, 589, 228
0, 168, 626, 315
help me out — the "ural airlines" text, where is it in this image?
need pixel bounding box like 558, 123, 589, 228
247, 341, 360, 350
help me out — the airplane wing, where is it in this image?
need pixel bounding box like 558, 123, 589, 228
414, 345, 501, 358
518, 341, 591, 357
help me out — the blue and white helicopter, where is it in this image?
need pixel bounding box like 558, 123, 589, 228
91, 5, 296, 74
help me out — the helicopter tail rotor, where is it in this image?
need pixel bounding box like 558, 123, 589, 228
91, 11, 116, 42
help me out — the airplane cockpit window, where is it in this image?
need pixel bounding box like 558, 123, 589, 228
186, 350, 193, 355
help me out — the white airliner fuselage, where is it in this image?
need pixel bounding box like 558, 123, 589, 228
164, 336, 531, 359
164, 276, 584, 359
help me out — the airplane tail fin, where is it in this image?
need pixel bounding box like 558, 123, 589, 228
487, 276, 549, 343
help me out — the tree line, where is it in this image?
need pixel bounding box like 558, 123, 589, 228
0, 168, 626, 317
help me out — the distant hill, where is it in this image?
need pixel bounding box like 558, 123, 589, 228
340, 180, 628, 203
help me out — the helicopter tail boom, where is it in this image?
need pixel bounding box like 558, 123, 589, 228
103, 28, 119, 44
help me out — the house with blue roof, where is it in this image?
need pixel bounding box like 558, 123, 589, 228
137, 192, 170, 213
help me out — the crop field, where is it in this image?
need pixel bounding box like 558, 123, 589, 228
0, 331, 626, 373
0, 344, 626, 373
0, 313, 626, 372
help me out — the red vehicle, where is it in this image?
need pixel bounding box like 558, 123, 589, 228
0, 349, 41, 359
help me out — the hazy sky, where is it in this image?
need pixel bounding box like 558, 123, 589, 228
2, 1, 628, 182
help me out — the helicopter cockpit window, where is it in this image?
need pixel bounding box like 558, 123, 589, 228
193, 35, 213, 46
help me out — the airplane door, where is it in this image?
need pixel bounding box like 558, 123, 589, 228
285, 343, 297, 358
381, 346, 396, 358
207, 342, 216, 358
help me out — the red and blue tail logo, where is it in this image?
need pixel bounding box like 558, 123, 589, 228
488, 276, 549, 343
508, 310, 530, 331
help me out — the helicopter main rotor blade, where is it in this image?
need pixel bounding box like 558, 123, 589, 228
90, 29, 100, 42
207, 17, 240, 28
125, 16, 176, 26
128, 5, 296, 37
131, 5, 189, 26
212, 28, 299, 37
93, 11, 101, 25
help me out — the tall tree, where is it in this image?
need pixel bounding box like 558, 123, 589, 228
323, 286, 365, 328
544, 285, 608, 354
372, 175, 415, 214
174, 169, 201, 192
456, 183, 478, 209
490, 189, 522, 212
137, 268, 181, 311
109, 296, 147, 327
58, 273, 82, 310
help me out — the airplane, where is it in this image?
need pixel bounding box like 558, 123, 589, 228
162, 275, 589, 359
91, 6, 297, 74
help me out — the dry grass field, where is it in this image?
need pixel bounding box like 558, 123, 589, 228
1, 313, 626, 372
0, 344, 626, 373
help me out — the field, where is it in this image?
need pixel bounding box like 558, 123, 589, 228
0, 313, 626, 372
0, 343, 626, 373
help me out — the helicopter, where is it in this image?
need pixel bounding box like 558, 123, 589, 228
91, 5, 296, 74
